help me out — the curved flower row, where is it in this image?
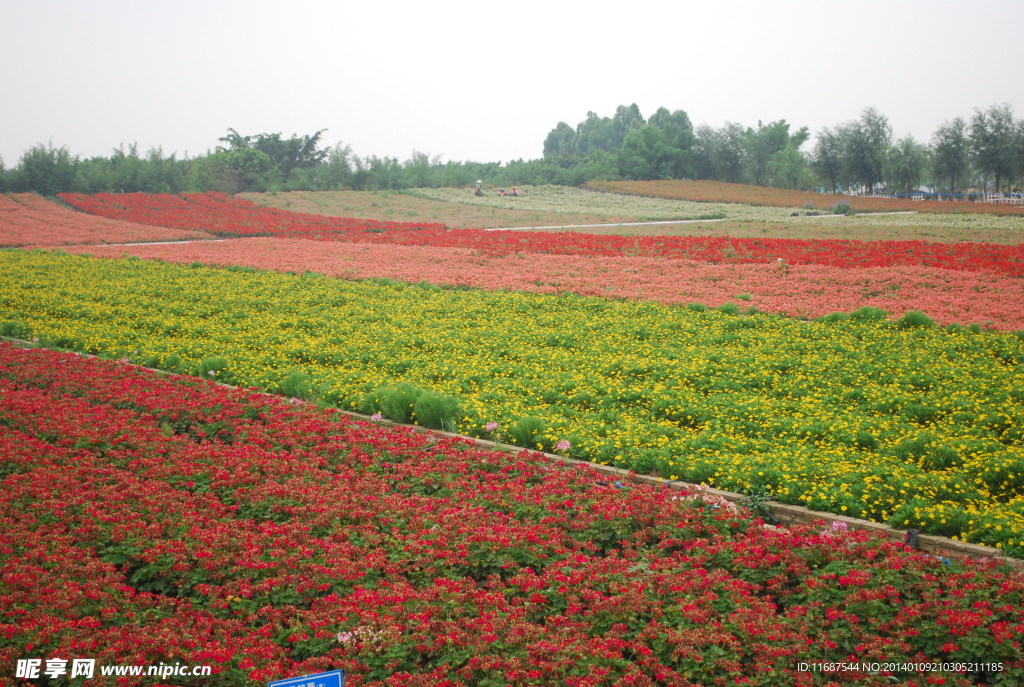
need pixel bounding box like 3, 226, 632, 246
57, 192, 1024, 275
2, 251, 1023, 556
0, 193, 215, 247
72, 237, 1024, 331
57, 191, 448, 237
1, 343, 1023, 685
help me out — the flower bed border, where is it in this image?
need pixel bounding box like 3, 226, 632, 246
377, 421, 1021, 567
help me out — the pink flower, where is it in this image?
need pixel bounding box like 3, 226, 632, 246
555, 439, 572, 452
485, 422, 499, 432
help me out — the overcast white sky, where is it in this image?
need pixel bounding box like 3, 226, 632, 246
2, 0, 1021, 166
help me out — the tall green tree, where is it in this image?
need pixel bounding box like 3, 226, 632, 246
692, 123, 746, 183
766, 145, 813, 190
841, 107, 892, 194
542, 122, 579, 166
647, 107, 695, 177
971, 103, 1018, 193
617, 126, 677, 179
812, 127, 845, 193
207, 146, 273, 193
575, 111, 618, 156
885, 135, 929, 194
611, 104, 645, 149
744, 120, 807, 187
15, 143, 78, 195
930, 118, 971, 196
217, 128, 328, 190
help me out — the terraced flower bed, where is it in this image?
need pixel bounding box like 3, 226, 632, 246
2, 343, 1022, 686
0, 193, 215, 248
56, 192, 1024, 275
2, 250, 1022, 556
69, 237, 1024, 331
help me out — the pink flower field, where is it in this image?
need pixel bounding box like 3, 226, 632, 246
0, 194, 216, 248
72, 237, 1024, 330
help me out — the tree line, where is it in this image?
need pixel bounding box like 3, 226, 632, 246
541, 103, 1024, 196
1, 103, 1022, 196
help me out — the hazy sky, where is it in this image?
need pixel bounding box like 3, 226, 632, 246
3, 0, 1021, 166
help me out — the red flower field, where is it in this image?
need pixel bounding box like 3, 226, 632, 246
2, 343, 1022, 686
57, 192, 1024, 276
0, 194, 215, 248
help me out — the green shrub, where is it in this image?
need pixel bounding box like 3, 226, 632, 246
281, 371, 315, 400
716, 302, 740, 315
381, 382, 422, 423
198, 356, 230, 380
0, 321, 29, 338
508, 416, 548, 450
849, 306, 888, 321
164, 354, 183, 371
815, 312, 849, 324
413, 389, 462, 431
685, 302, 708, 312
361, 382, 427, 423
854, 430, 879, 450
734, 293, 752, 301
897, 310, 935, 329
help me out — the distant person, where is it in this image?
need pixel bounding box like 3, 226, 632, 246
498, 188, 506, 197
511, 187, 519, 196
474, 180, 483, 197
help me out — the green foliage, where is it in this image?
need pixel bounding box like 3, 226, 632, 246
884, 135, 929, 194
14, 143, 78, 195
280, 371, 315, 400
4, 100, 1020, 197
0, 320, 30, 339
413, 389, 462, 431
849, 306, 888, 321
716, 302, 740, 315
198, 356, 230, 380
359, 382, 463, 430
508, 416, 548, 450
897, 310, 936, 329
838, 106, 892, 194
931, 117, 971, 195
364, 382, 420, 423
971, 103, 1018, 192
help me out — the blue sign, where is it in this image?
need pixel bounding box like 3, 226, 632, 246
268, 669, 344, 687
